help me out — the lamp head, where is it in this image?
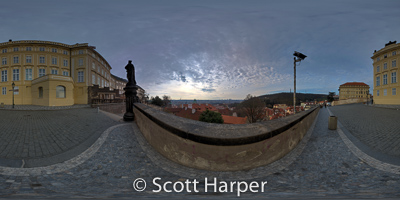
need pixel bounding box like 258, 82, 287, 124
12, 82, 15, 87
293, 51, 307, 60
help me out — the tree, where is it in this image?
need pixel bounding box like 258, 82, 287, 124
151, 96, 163, 106
238, 94, 266, 123
327, 92, 335, 102
199, 109, 224, 124
162, 95, 171, 107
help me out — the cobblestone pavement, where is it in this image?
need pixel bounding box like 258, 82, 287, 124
329, 104, 400, 157
0, 107, 399, 199
0, 108, 118, 167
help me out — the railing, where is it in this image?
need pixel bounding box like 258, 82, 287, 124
91, 99, 124, 104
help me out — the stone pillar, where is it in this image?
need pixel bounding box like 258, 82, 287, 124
123, 60, 138, 121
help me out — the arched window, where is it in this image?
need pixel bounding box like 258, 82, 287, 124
56, 85, 66, 98
38, 87, 43, 98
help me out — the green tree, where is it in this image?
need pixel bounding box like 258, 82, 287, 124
199, 109, 224, 124
162, 95, 171, 107
327, 92, 335, 102
151, 96, 163, 106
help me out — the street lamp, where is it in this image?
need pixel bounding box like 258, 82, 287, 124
11, 82, 15, 109
293, 51, 307, 114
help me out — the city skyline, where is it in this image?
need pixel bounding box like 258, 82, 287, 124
1, 0, 400, 100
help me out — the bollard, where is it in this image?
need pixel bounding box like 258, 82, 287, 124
97, 107, 99, 113
328, 116, 337, 130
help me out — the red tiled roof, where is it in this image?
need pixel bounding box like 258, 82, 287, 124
340, 82, 369, 86
222, 115, 247, 124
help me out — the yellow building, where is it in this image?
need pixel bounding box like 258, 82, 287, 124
338, 82, 370, 100
371, 41, 400, 105
0, 40, 120, 106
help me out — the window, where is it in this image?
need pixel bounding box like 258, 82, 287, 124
13, 47, 19, 52
2, 58, 6, 65
14, 86, 18, 95
384, 63, 387, 69
25, 68, 32, 80
392, 88, 396, 96
377, 90, 380, 96
392, 60, 397, 68
26, 55, 32, 63
39, 56, 45, 63
376, 66, 380, 72
63, 50, 68, 55
92, 74, 96, 84
51, 69, 58, 75
63, 71, 69, 76
97, 66, 100, 72
376, 76, 380, 86
1, 70, 7, 82
52, 48, 57, 53
38, 87, 43, 98
384, 54, 387, 58
92, 62, 95, 69
392, 72, 397, 83
78, 58, 83, 66
101, 79, 104, 87
52, 57, 57, 65
56, 86, 66, 98
78, 50, 83, 54
102, 69, 104, 75
39, 47, 45, 51
383, 74, 388, 85
2, 87, 5, 95
63, 59, 68, 67
13, 56, 19, 64
384, 89, 387, 96
393, 51, 397, 56
39, 69, 45, 77
98, 77, 100, 84
2, 49, 7, 53
13, 69, 19, 81
78, 71, 84, 82
26, 47, 32, 51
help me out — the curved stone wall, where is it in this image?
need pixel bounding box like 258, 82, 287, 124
133, 103, 319, 171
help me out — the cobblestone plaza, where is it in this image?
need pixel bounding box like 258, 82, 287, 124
0, 104, 399, 199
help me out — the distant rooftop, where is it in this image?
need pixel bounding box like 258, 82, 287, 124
340, 82, 369, 87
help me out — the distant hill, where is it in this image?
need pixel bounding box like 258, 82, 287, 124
258, 92, 327, 107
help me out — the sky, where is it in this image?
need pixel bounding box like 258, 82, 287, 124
1, 0, 399, 100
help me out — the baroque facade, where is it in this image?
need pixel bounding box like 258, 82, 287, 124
338, 82, 370, 100
371, 41, 399, 105
0, 40, 142, 106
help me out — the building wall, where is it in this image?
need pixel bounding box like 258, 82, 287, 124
371, 42, 400, 105
0, 40, 119, 106
339, 85, 370, 100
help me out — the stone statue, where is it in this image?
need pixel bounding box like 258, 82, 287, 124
125, 60, 136, 86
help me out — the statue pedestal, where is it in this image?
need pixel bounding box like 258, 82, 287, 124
123, 85, 138, 121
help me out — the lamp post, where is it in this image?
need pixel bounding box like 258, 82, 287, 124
11, 82, 15, 109
293, 51, 307, 114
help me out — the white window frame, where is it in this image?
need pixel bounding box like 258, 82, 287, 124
13, 47, 19, 52
391, 72, 397, 83
13, 69, 19, 81
383, 74, 388, 85
13, 56, 19, 64
51, 69, 58, 75
78, 58, 83, 66
63, 50, 68, 55
392, 60, 397, 68
39, 69, 46, 77
78, 50, 83, 54
26, 55, 32, 63
92, 74, 96, 85
392, 88, 396, 96
376, 76, 380, 86
51, 57, 57, 65
78, 71, 84, 82
26, 47, 32, 51
2, 87, 6, 95
63, 71, 69, 76
52, 48, 57, 53
39, 47, 45, 51
63, 59, 68, 67
384, 63, 387, 69
377, 90, 380, 96
384, 89, 387, 96
14, 86, 18, 95
1, 70, 7, 82
2, 58, 6, 65
25, 68, 32, 80
376, 66, 380, 72
39, 56, 45, 64
2, 49, 7, 53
